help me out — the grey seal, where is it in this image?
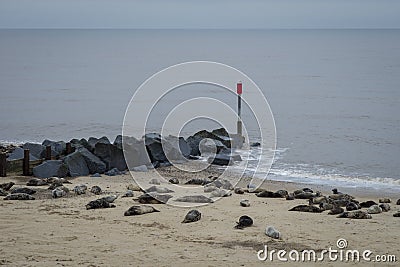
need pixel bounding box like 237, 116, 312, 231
52, 187, 68, 198
210, 188, 231, 198
90, 186, 102, 195
73, 184, 87, 195
379, 198, 391, 203
367, 205, 382, 214
289, 205, 322, 213
337, 210, 372, 219
10, 187, 36, 195
234, 188, 245, 194
235, 215, 253, 229
182, 210, 201, 223
124, 205, 159, 216
4, 193, 35, 200
149, 178, 160, 185
185, 178, 212, 186
169, 178, 179, 184
27, 178, 48, 186
328, 206, 344, 215
100, 195, 118, 203
86, 198, 116, 210
138, 193, 173, 204
121, 190, 134, 198
240, 199, 250, 207
145, 186, 174, 194
379, 203, 390, 212
175, 195, 214, 203
0, 182, 15, 191
266, 226, 280, 239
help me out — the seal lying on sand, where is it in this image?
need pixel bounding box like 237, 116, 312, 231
235, 215, 253, 229
289, 205, 322, 213
86, 198, 116, 210
256, 190, 283, 198
100, 195, 118, 203
10, 187, 36, 195
27, 178, 48, 186
379, 203, 390, 212
0, 188, 7, 196
234, 188, 245, 194
240, 199, 250, 207
90, 186, 102, 195
210, 188, 231, 198
359, 200, 378, 208
328, 206, 344, 215
145, 186, 174, 194
169, 178, 179, 184
175, 195, 214, 203
138, 193, 173, 204
121, 190, 134, 198
393, 211, 400, 217
337, 210, 372, 219
0, 182, 15, 191
73, 184, 87, 195
124, 205, 159, 216
4, 193, 35, 200
52, 187, 68, 198
185, 178, 212, 186
182, 210, 201, 223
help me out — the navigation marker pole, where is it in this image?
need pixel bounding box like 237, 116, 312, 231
237, 81, 243, 136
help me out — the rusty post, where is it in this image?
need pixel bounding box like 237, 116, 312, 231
45, 145, 52, 160
0, 153, 6, 177
23, 149, 30, 176
66, 142, 72, 155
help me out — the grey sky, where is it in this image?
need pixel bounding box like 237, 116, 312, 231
0, 0, 399, 29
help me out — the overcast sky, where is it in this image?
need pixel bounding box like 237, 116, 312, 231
0, 0, 399, 29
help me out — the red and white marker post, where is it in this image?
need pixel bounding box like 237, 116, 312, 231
237, 82, 243, 136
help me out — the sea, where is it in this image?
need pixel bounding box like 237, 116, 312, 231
0, 29, 399, 192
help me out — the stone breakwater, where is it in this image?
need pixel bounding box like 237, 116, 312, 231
2, 128, 244, 178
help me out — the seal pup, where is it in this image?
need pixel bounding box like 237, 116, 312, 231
90, 186, 102, 195
11, 187, 36, 195
379, 203, 390, 212
0, 182, 15, 191
127, 184, 142, 191
286, 193, 295, 200
367, 205, 382, 214
4, 193, 35, 200
289, 205, 322, 213
240, 199, 250, 207
86, 198, 116, 210
337, 210, 372, 219
182, 210, 201, 223
175, 195, 214, 203
169, 178, 179, 184
27, 178, 48, 186
266, 226, 280, 239
124, 205, 159, 216
52, 187, 68, 198
235, 215, 253, 229
138, 193, 173, 204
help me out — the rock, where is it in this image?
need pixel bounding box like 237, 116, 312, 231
7, 147, 38, 161
42, 140, 66, 156
234, 188, 245, 194
105, 168, 124, 176
235, 215, 253, 229
182, 210, 201, 223
124, 205, 159, 216
240, 199, 250, 207
132, 165, 148, 172
23, 143, 45, 159
379, 198, 391, 203
169, 178, 179, 184
70, 138, 90, 150
33, 160, 68, 178
289, 205, 322, 213
73, 184, 87, 195
208, 154, 239, 166
77, 147, 107, 174
121, 190, 134, 198
337, 210, 372, 219
94, 141, 127, 171
10, 187, 36, 195
149, 178, 160, 185
265, 226, 280, 239
0, 182, 15, 191
124, 140, 151, 169
26, 178, 48, 186
63, 151, 90, 177
52, 187, 67, 198
91, 173, 101, 178
175, 195, 214, 203
379, 203, 390, 212
164, 136, 191, 159
88, 136, 110, 151
144, 134, 168, 163
86, 198, 116, 210
90, 186, 102, 195
127, 184, 142, 191
145, 186, 174, 194
4, 193, 35, 200
367, 205, 382, 214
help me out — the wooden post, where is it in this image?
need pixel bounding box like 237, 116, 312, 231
0, 153, 6, 177
66, 142, 72, 155
23, 149, 30, 176
45, 145, 52, 160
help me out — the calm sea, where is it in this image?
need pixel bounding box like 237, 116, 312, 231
0, 29, 399, 190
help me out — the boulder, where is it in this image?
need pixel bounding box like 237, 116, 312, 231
94, 142, 127, 171
208, 153, 241, 166
70, 138, 90, 150
7, 147, 38, 161
77, 147, 106, 174
23, 143, 45, 159
42, 140, 66, 156
145, 138, 168, 163
32, 160, 68, 178
88, 136, 110, 152
132, 165, 148, 172
164, 135, 191, 159
124, 140, 151, 169
63, 151, 90, 177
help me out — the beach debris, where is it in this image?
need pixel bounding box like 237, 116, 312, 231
10, 187, 36, 195
175, 195, 214, 203
73, 184, 87, 195
234, 188, 245, 194
86, 198, 116, 210
289, 205, 322, 213
393, 211, 400, 217
182, 210, 201, 223
345, 202, 360, 211
210, 188, 231, 198
265, 226, 281, 239
169, 178, 179, 184
240, 199, 250, 207
4, 193, 35, 200
145, 186, 174, 194
90, 185, 102, 195
138, 193, 173, 204
52, 187, 68, 198
121, 190, 134, 198
234, 215, 253, 229
328, 206, 344, 215
149, 178, 160, 185
127, 184, 142, 191
0, 182, 15, 191
367, 205, 382, 214
185, 178, 212, 186
359, 200, 378, 208
379, 198, 391, 203
26, 178, 48, 186
124, 205, 159, 216
379, 203, 390, 212
337, 210, 372, 219
91, 173, 101, 177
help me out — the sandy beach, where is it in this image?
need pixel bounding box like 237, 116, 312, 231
0, 165, 398, 267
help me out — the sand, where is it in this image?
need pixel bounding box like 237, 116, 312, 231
0, 166, 399, 266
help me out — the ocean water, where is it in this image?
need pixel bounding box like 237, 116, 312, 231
0, 29, 399, 191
